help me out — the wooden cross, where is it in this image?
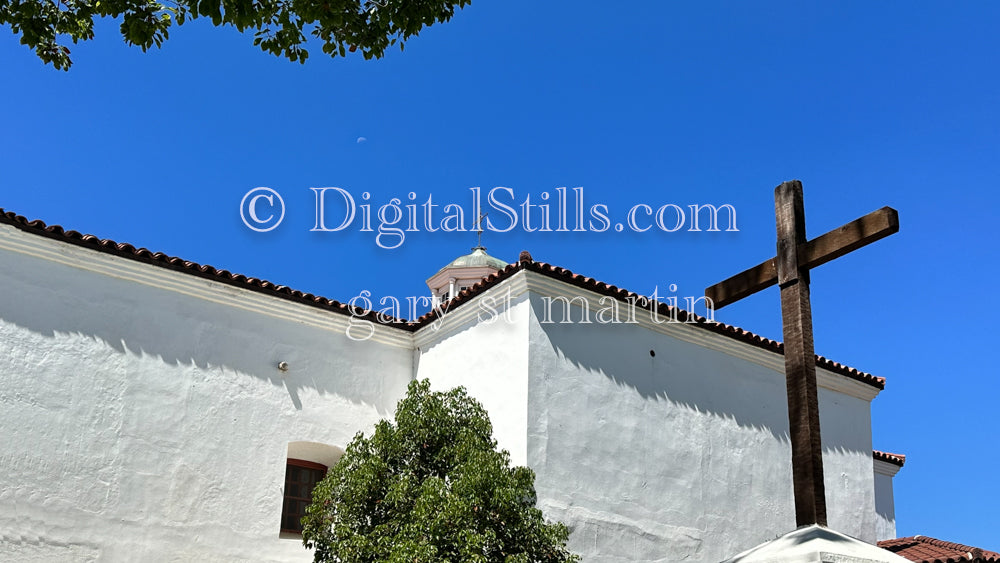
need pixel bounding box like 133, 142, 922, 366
705, 180, 899, 527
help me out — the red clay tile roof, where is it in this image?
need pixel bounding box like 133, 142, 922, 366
880, 536, 1000, 563
873, 450, 906, 467
0, 209, 409, 329
0, 208, 885, 389
420, 255, 885, 390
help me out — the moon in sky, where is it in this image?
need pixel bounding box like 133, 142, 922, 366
356, 137, 367, 144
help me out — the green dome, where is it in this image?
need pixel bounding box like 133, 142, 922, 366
435, 247, 507, 274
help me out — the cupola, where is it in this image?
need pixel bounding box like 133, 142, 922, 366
426, 246, 507, 303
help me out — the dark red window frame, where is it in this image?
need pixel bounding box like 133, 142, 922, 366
281, 458, 328, 534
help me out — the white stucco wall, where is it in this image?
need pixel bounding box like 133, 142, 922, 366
0, 230, 413, 562
874, 460, 900, 541
414, 279, 531, 466
0, 225, 892, 562
522, 273, 879, 563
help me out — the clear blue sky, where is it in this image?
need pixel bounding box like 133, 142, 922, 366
2, 1, 998, 549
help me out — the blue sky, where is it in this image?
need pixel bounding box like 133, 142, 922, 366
2, 1, 998, 548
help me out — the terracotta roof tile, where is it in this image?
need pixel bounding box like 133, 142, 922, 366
0, 209, 408, 329
411, 258, 885, 389
0, 208, 885, 390
873, 450, 906, 467
880, 536, 1000, 563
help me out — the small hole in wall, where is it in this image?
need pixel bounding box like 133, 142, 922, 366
649, 350, 656, 357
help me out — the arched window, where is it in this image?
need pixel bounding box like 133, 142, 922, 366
282, 442, 343, 535
281, 459, 327, 534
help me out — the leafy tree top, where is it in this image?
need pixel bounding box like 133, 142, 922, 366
302, 379, 579, 563
0, 0, 470, 69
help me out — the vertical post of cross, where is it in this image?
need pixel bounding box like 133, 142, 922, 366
774, 180, 827, 527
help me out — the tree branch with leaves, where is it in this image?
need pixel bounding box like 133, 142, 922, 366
0, 0, 470, 69
302, 379, 580, 563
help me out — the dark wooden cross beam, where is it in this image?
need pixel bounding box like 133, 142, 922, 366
705, 180, 898, 527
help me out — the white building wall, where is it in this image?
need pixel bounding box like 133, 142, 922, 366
819, 385, 877, 539
0, 227, 892, 562
874, 460, 900, 541
522, 275, 879, 563
0, 232, 413, 562
414, 279, 531, 466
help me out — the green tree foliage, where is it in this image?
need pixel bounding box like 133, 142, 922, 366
302, 379, 580, 563
0, 0, 470, 69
